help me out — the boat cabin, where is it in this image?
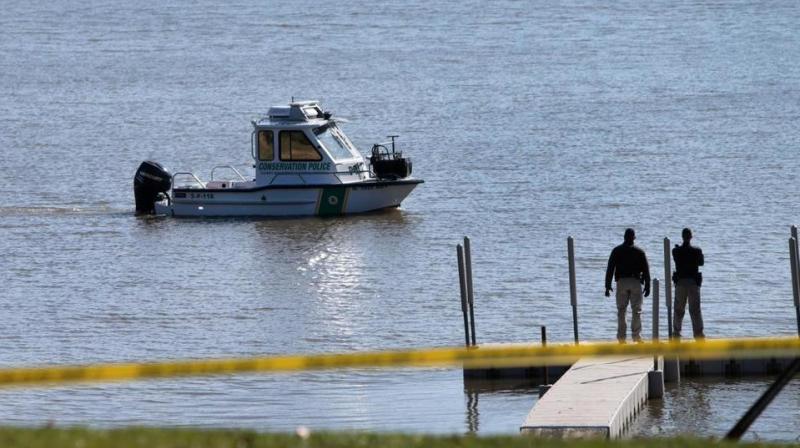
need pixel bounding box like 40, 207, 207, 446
251, 101, 367, 186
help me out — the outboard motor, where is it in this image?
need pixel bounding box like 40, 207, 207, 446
370, 135, 412, 180
133, 160, 171, 215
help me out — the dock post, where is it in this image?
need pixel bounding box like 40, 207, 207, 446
652, 279, 659, 370
663, 238, 672, 338
662, 238, 680, 383
457, 244, 471, 347
541, 326, 549, 385
790, 237, 800, 336
567, 236, 579, 344
464, 237, 477, 346
538, 325, 551, 397
648, 279, 664, 398
792, 226, 800, 335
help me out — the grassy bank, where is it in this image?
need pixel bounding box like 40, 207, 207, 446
0, 428, 798, 448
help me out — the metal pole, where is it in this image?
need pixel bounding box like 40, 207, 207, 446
792, 227, 800, 335
653, 279, 660, 371
567, 236, 579, 344
457, 244, 471, 347
464, 237, 477, 346
725, 357, 800, 440
663, 238, 673, 339
790, 238, 800, 336
541, 326, 548, 385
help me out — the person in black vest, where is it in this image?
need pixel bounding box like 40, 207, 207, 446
672, 228, 705, 339
605, 228, 651, 343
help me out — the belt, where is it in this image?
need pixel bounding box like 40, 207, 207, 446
676, 273, 699, 278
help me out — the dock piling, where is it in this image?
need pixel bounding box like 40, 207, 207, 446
792, 226, 800, 335
662, 237, 680, 382
538, 326, 552, 397
567, 236, 579, 344
464, 237, 477, 346
457, 244, 471, 347
652, 279, 659, 370
663, 238, 672, 338
541, 326, 549, 385
662, 239, 681, 383
649, 279, 665, 398
790, 236, 800, 336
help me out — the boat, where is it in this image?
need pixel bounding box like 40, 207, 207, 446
133, 100, 423, 217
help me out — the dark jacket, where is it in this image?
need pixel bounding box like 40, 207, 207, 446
605, 242, 651, 291
672, 243, 704, 279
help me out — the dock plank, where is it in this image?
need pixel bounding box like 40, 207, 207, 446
520, 356, 652, 439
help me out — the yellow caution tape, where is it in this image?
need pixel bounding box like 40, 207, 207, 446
0, 336, 797, 388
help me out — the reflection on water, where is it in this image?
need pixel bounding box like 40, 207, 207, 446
0, 205, 128, 218
632, 377, 800, 442
246, 210, 422, 351
465, 391, 479, 433
462, 379, 543, 435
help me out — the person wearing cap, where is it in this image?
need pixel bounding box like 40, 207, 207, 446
605, 228, 651, 343
672, 228, 705, 339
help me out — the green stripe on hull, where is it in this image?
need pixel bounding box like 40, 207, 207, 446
317, 187, 348, 216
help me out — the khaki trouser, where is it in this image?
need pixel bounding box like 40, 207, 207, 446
616, 278, 643, 342
674, 278, 705, 338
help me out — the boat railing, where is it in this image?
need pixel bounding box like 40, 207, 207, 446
211, 165, 247, 181
172, 172, 205, 189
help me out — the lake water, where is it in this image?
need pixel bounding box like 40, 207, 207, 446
1, 0, 799, 441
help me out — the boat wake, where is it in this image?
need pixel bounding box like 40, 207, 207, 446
0, 205, 129, 217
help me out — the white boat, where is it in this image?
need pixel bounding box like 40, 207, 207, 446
133, 100, 423, 217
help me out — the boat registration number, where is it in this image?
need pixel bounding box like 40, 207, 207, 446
189, 193, 215, 199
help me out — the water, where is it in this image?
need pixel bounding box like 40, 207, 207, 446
1, 0, 799, 440
633, 378, 800, 442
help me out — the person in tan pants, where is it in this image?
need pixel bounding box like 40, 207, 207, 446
605, 228, 651, 343
672, 228, 705, 339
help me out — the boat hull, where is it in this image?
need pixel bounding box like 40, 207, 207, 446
155, 179, 422, 217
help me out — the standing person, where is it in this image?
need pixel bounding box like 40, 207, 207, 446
605, 228, 651, 343
672, 228, 705, 339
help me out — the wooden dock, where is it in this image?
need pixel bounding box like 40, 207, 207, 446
520, 356, 654, 439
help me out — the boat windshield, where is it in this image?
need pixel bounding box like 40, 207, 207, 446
314, 123, 359, 161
